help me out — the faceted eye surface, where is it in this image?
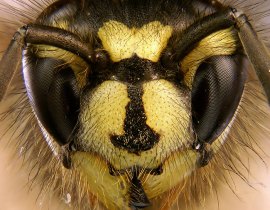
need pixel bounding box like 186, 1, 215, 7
24, 56, 80, 145
191, 55, 247, 144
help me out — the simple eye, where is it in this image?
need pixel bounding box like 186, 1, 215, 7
24, 56, 80, 145
191, 55, 247, 144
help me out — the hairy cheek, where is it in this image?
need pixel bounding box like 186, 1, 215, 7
204, 130, 270, 209
0, 99, 65, 210
0, 102, 270, 210
197, 83, 270, 210
0, 81, 269, 210
0, 13, 63, 208
0, 101, 37, 210
0, 1, 270, 210
0, 150, 67, 210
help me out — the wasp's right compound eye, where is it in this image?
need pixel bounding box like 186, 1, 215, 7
23, 55, 80, 145
191, 55, 247, 144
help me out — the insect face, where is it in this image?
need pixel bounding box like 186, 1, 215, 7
0, 0, 269, 210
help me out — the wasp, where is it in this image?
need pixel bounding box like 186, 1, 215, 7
0, 0, 269, 210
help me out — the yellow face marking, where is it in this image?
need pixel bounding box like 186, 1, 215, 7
78, 79, 193, 170
52, 20, 69, 30
72, 149, 197, 210
143, 149, 197, 199
75, 79, 230, 208
35, 45, 89, 88
72, 152, 130, 210
79, 81, 130, 149
142, 80, 192, 149
181, 28, 237, 88
98, 21, 173, 62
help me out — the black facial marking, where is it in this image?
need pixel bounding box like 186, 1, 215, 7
129, 170, 151, 209
88, 55, 184, 90
109, 56, 166, 154
111, 85, 160, 154
108, 164, 163, 176
112, 56, 162, 84
111, 56, 183, 85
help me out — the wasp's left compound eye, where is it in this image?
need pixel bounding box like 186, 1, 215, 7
191, 55, 247, 144
23, 56, 80, 145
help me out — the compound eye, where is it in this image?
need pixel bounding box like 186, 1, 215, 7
24, 57, 80, 145
191, 55, 247, 144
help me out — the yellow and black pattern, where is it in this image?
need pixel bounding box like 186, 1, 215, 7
0, 0, 270, 210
